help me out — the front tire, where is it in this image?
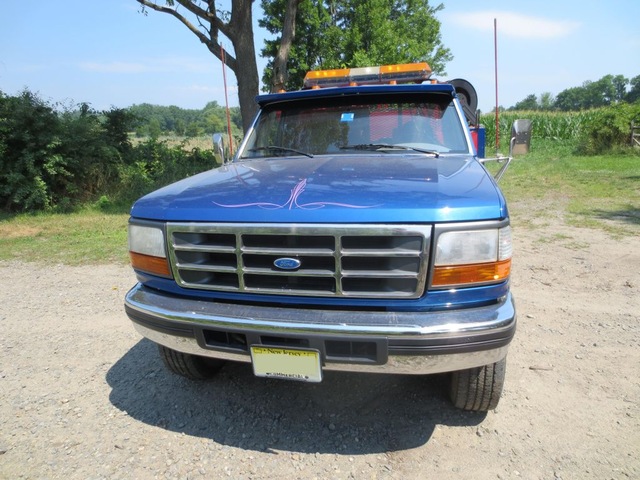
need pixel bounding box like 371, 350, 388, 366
449, 357, 506, 412
158, 345, 225, 380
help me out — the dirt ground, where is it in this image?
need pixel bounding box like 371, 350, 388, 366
1, 202, 638, 479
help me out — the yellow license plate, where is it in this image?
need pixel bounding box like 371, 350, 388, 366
250, 346, 322, 383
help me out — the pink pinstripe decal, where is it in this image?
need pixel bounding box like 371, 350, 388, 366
213, 178, 379, 210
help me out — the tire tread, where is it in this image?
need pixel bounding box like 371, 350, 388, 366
158, 345, 224, 380
449, 357, 506, 412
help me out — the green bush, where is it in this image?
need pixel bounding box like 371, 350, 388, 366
0, 90, 61, 211
115, 138, 216, 205
577, 102, 640, 154
1, 90, 138, 212
0, 90, 215, 212
0, 89, 213, 213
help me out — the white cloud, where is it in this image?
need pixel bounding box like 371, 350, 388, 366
446, 11, 580, 39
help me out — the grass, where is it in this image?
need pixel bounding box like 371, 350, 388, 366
0, 209, 129, 265
491, 139, 640, 236
1, 139, 639, 266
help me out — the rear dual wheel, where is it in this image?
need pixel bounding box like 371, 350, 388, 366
449, 357, 506, 412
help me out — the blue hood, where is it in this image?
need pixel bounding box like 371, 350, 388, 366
131, 154, 507, 223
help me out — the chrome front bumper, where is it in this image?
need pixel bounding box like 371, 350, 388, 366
124, 284, 516, 375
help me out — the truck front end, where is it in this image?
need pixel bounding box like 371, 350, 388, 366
125, 63, 516, 412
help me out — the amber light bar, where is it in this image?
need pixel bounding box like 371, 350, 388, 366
303, 62, 432, 89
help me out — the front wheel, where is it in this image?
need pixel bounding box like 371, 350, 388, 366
449, 357, 506, 412
158, 345, 225, 380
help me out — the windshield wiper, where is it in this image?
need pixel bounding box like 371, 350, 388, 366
340, 144, 439, 158
247, 145, 314, 158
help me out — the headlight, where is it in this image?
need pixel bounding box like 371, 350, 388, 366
432, 225, 512, 288
128, 224, 171, 278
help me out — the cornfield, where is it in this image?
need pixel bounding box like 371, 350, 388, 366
479, 110, 601, 151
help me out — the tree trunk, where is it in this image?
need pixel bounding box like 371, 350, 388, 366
232, 44, 259, 133
228, 0, 260, 133
271, 0, 302, 93
223, 0, 260, 133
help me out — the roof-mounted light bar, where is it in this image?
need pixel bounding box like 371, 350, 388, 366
303, 62, 433, 89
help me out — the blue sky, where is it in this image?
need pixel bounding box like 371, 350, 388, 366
1, 1, 638, 113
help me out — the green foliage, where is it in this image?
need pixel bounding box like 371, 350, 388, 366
117, 138, 217, 206
55, 104, 124, 205
512, 94, 539, 111
147, 117, 163, 139
0, 90, 141, 212
539, 92, 555, 110
481, 104, 640, 156
0, 89, 218, 213
103, 107, 136, 154
510, 92, 556, 111
129, 102, 242, 138
512, 74, 638, 112
627, 75, 640, 103
259, 0, 452, 91
577, 102, 640, 154
0, 90, 60, 211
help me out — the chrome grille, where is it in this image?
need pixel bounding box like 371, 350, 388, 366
167, 223, 431, 299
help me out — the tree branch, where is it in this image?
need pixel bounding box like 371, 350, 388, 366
171, 0, 210, 21
173, 0, 227, 38
135, 0, 256, 131
135, 0, 234, 64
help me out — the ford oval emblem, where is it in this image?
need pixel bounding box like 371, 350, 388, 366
273, 257, 301, 270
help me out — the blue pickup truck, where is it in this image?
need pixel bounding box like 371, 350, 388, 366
125, 63, 516, 412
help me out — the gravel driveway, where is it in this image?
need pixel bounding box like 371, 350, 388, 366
1, 217, 638, 479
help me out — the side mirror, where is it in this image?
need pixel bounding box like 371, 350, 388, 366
478, 136, 514, 182
212, 133, 227, 164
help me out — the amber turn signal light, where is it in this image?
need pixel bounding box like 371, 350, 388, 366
129, 251, 172, 278
432, 259, 511, 288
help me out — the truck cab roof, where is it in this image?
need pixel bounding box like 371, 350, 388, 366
256, 82, 457, 108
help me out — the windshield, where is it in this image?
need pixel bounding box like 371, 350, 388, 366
240, 93, 470, 159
